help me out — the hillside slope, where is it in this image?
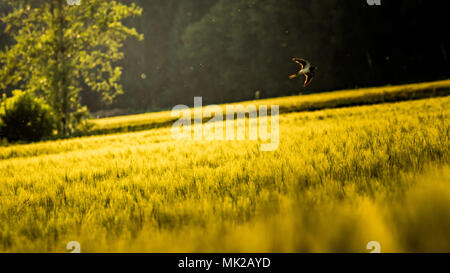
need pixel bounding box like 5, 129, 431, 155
90, 79, 450, 135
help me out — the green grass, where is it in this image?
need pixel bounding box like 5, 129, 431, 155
0, 94, 448, 252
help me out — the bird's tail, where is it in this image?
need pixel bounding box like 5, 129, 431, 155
289, 74, 298, 79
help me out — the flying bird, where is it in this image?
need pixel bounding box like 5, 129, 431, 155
289, 58, 316, 87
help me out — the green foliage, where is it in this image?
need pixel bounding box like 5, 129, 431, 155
72, 105, 94, 136
0, 90, 55, 142
169, 0, 343, 104
116, 0, 450, 111
116, 0, 218, 109
0, 0, 142, 136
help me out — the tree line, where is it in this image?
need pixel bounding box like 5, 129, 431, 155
1, 0, 449, 119
0, 0, 141, 138
114, 0, 448, 111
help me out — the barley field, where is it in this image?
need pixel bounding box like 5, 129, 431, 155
0, 84, 449, 252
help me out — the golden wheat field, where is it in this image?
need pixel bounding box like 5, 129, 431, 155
0, 85, 449, 252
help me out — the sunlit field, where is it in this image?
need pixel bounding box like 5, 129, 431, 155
0, 88, 449, 252
90, 79, 450, 135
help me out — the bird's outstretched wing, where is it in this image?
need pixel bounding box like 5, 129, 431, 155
292, 58, 309, 70
304, 72, 314, 86
289, 74, 298, 79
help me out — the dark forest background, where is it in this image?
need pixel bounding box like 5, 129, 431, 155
1, 0, 449, 114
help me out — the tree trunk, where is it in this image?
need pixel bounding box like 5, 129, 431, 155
55, 0, 69, 136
